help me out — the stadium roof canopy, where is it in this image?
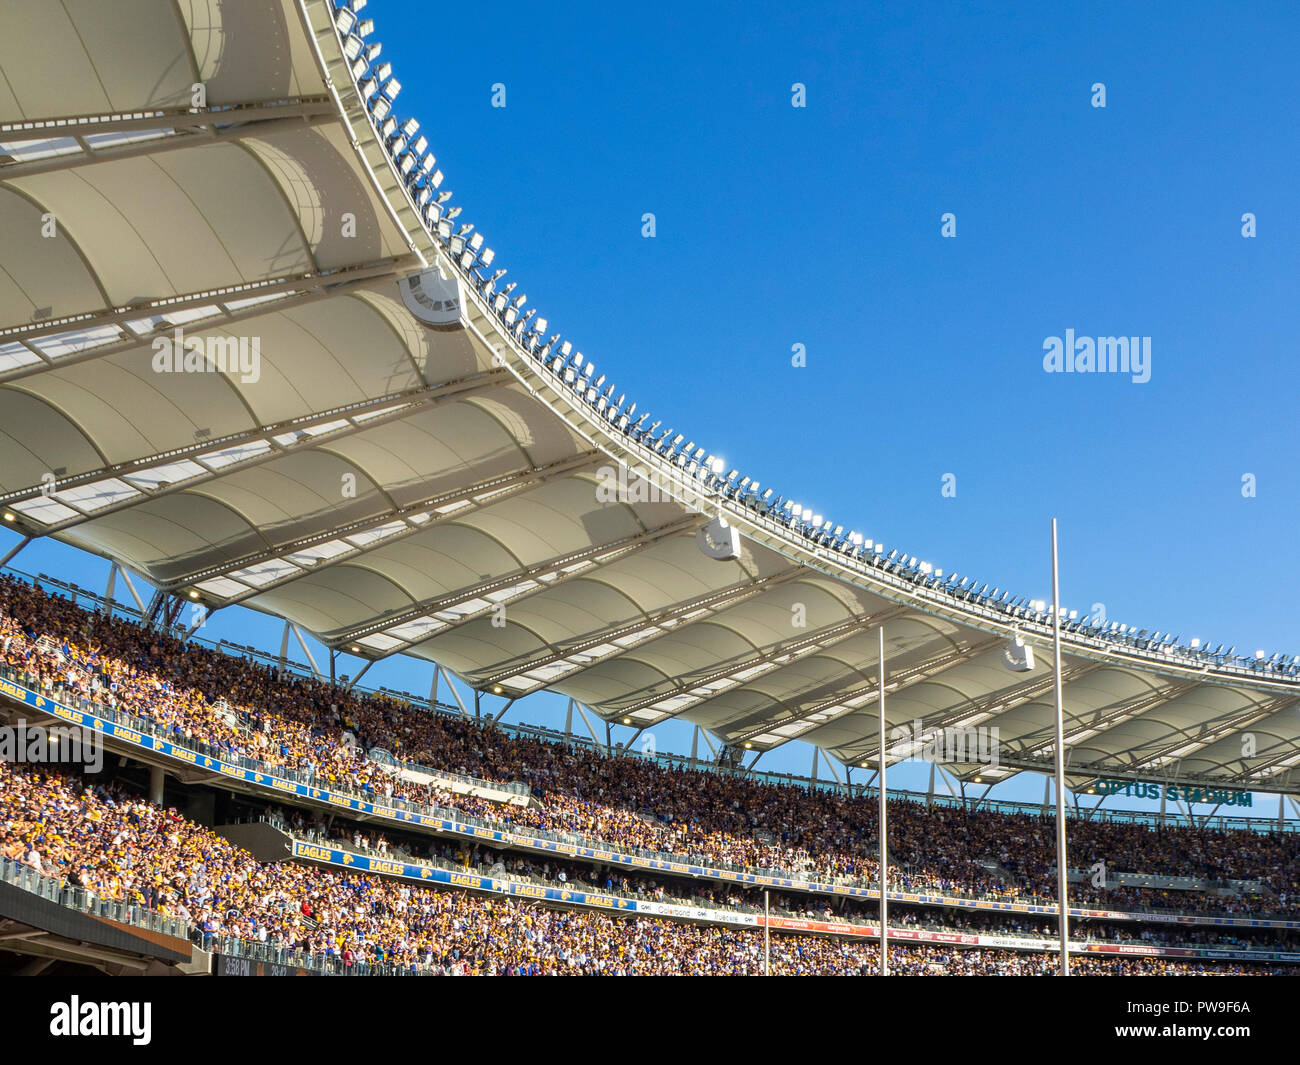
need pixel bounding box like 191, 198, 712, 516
1, 0, 1297, 796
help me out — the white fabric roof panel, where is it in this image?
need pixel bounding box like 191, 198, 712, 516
1, 0, 1297, 794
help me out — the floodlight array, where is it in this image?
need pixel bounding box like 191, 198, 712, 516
328, 0, 1298, 682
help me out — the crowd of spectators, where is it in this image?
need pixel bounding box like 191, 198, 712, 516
2, 574, 1298, 924
0, 761, 1288, 976
271, 807, 1300, 953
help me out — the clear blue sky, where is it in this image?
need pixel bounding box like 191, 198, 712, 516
4, 0, 1298, 813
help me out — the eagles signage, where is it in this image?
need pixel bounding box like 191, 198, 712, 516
1095, 778, 1253, 807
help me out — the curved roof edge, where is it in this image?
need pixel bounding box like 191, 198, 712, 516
304, 0, 1299, 698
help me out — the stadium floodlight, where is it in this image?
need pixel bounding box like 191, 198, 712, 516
445, 205, 462, 220
435, 190, 453, 205
469, 232, 484, 251
343, 34, 364, 59
357, 17, 375, 35
371, 95, 392, 120
336, 7, 358, 32
402, 117, 419, 137
352, 0, 367, 10
366, 42, 382, 61
351, 56, 368, 78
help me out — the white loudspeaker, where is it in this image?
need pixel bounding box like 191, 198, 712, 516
697, 516, 741, 561
1002, 635, 1036, 672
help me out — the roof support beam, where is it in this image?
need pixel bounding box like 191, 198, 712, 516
736, 636, 1005, 754
344, 659, 374, 691
440, 667, 471, 718
116, 566, 148, 614
3, 369, 511, 532
0, 96, 336, 142
0, 258, 414, 382
1122, 694, 1300, 775
918, 659, 1109, 743
610, 602, 914, 723
0, 536, 31, 569
181, 450, 601, 597
336, 516, 698, 649
292, 624, 323, 679
0, 102, 340, 181
1015, 678, 1201, 756
479, 566, 806, 688
574, 702, 605, 751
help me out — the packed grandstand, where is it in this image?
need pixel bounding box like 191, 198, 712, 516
1, 572, 1298, 975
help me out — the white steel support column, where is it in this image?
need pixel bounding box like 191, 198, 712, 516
878, 625, 888, 977
0, 535, 31, 570
292, 624, 323, 679
1050, 518, 1070, 976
